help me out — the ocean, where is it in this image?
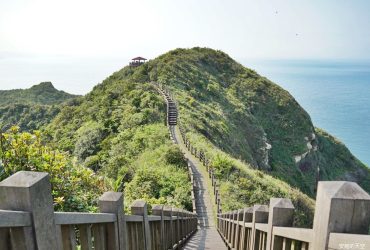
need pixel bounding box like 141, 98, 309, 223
241, 59, 370, 167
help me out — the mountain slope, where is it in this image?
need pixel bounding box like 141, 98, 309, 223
0, 82, 79, 131
41, 49, 311, 226
0, 104, 61, 131
0, 82, 78, 106
41, 47, 369, 225
142, 47, 370, 196
45, 77, 192, 209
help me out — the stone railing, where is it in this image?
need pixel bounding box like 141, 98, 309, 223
217, 181, 370, 250
0, 171, 197, 250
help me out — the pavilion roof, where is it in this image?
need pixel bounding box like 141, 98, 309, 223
132, 57, 147, 61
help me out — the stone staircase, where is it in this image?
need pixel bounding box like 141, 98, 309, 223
164, 92, 178, 126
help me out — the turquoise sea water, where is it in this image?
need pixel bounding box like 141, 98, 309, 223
241, 59, 370, 166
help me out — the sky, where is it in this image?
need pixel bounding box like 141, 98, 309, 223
1, 0, 370, 94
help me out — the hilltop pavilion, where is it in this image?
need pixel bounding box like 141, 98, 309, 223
129, 57, 147, 67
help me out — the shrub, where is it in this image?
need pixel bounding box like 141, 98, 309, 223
0, 126, 108, 211
164, 145, 187, 167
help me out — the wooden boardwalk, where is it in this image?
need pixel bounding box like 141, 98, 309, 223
170, 126, 227, 250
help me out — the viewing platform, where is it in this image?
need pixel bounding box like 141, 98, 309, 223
129, 56, 147, 67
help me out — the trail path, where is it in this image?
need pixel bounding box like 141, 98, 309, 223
170, 126, 227, 250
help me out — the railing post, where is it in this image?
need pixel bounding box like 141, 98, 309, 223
152, 205, 165, 250
214, 187, 217, 201
217, 198, 222, 214
131, 200, 152, 250
251, 205, 269, 249
240, 207, 253, 250
225, 212, 231, 243
0, 171, 58, 250
179, 210, 185, 242
173, 208, 181, 245
220, 213, 225, 237
266, 198, 294, 250
230, 210, 238, 248
310, 181, 370, 250
163, 206, 173, 248
99, 191, 126, 250
234, 209, 244, 249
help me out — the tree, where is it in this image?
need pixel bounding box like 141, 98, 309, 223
0, 126, 108, 211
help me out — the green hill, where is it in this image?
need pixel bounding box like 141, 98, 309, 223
0, 82, 78, 106
40, 48, 309, 225
7, 47, 367, 226
0, 82, 79, 131
142, 48, 370, 196
45, 79, 193, 210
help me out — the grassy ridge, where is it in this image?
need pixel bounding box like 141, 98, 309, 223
140, 47, 370, 197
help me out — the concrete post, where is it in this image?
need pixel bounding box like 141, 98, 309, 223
131, 200, 152, 250
266, 198, 294, 250
99, 191, 126, 250
0, 171, 58, 250
251, 205, 269, 249
310, 181, 370, 250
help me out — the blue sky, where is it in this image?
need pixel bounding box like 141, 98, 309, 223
1, 0, 370, 93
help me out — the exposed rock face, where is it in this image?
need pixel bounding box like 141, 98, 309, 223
260, 133, 272, 170
294, 133, 318, 163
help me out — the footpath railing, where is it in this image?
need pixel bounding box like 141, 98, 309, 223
153, 82, 222, 216
217, 181, 370, 250
152, 82, 370, 250
0, 171, 197, 250
153, 82, 197, 213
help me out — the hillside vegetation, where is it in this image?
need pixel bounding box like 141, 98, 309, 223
1, 48, 368, 226
45, 78, 192, 210
0, 82, 77, 106
0, 126, 108, 212
0, 82, 78, 131
42, 49, 313, 225
141, 48, 370, 197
